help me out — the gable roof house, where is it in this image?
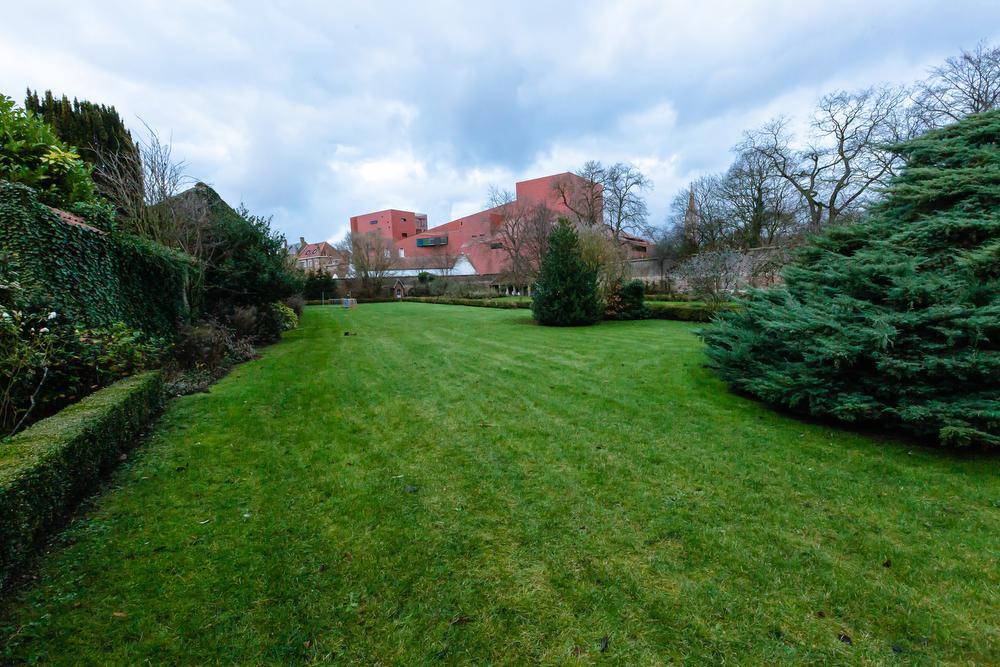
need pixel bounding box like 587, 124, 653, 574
296, 237, 347, 277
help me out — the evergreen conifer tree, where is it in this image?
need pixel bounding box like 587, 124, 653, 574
23, 89, 140, 193
702, 111, 1000, 448
532, 219, 601, 326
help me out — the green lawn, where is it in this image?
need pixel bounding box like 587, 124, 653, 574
2, 304, 997, 664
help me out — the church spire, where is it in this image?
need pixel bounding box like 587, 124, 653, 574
683, 184, 698, 244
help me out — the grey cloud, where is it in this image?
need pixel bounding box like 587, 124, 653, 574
1, 1, 998, 242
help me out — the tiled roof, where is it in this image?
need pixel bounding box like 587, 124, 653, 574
47, 206, 105, 235
298, 241, 336, 258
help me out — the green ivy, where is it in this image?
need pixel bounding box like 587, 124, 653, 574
0, 181, 191, 338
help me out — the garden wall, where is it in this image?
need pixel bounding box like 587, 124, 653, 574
0, 181, 191, 337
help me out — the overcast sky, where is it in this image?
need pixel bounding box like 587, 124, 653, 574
1, 1, 997, 242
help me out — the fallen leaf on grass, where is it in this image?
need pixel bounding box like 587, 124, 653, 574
112, 611, 127, 618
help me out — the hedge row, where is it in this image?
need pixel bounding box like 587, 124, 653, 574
304, 297, 398, 306
0, 181, 191, 337
405, 296, 726, 321
644, 293, 698, 303
404, 296, 532, 309
646, 301, 729, 322
0, 371, 164, 588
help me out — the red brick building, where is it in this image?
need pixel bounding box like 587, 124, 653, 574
349, 173, 651, 278
295, 238, 347, 277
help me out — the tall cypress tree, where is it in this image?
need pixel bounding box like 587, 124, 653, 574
532, 219, 601, 326
702, 111, 1000, 448
23, 89, 140, 193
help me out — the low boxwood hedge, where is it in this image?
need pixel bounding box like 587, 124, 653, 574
304, 297, 398, 306
0, 371, 163, 588
404, 296, 532, 309
646, 301, 727, 322
407, 296, 726, 320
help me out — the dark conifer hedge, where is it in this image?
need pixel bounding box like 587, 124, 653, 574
702, 111, 1000, 448
531, 220, 601, 326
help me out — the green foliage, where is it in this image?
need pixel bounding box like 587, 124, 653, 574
0, 181, 190, 338
605, 279, 650, 320
23, 89, 140, 196
0, 95, 95, 208
172, 322, 236, 370
273, 302, 298, 331
0, 371, 163, 588
302, 270, 338, 300
646, 300, 727, 322
167, 185, 302, 317
0, 287, 166, 434
702, 111, 1000, 448
531, 219, 601, 326
405, 296, 532, 309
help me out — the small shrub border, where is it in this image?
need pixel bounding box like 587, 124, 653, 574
405, 296, 728, 321
304, 297, 399, 306
404, 296, 532, 310
0, 371, 163, 588
646, 301, 733, 322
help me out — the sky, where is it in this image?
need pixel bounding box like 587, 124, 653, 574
1, 1, 998, 243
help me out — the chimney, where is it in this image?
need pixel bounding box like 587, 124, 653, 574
299, 236, 306, 247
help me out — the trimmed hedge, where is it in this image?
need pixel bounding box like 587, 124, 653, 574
646, 301, 726, 322
404, 296, 532, 309
0, 371, 163, 588
305, 297, 398, 306
406, 296, 725, 321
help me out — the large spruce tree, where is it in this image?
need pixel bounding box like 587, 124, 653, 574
532, 219, 601, 326
702, 111, 1000, 448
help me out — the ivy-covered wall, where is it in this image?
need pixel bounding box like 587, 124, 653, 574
0, 181, 191, 336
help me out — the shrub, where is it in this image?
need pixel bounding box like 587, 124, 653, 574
228, 305, 259, 339
674, 250, 744, 306
0, 95, 95, 208
532, 219, 601, 326
405, 297, 531, 309
173, 322, 232, 370
605, 279, 650, 320
702, 111, 1000, 448
1, 276, 166, 434
646, 301, 720, 322
255, 304, 287, 343
443, 281, 492, 299
0, 371, 163, 587
284, 294, 305, 318
302, 270, 338, 301
273, 302, 298, 331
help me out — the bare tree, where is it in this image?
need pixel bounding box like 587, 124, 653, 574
667, 175, 736, 251
486, 187, 554, 287
743, 86, 910, 229
551, 160, 605, 227
912, 42, 1000, 127
602, 162, 652, 241
337, 231, 397, 297
720, 149, 802, 248
93, 119, 194, 246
